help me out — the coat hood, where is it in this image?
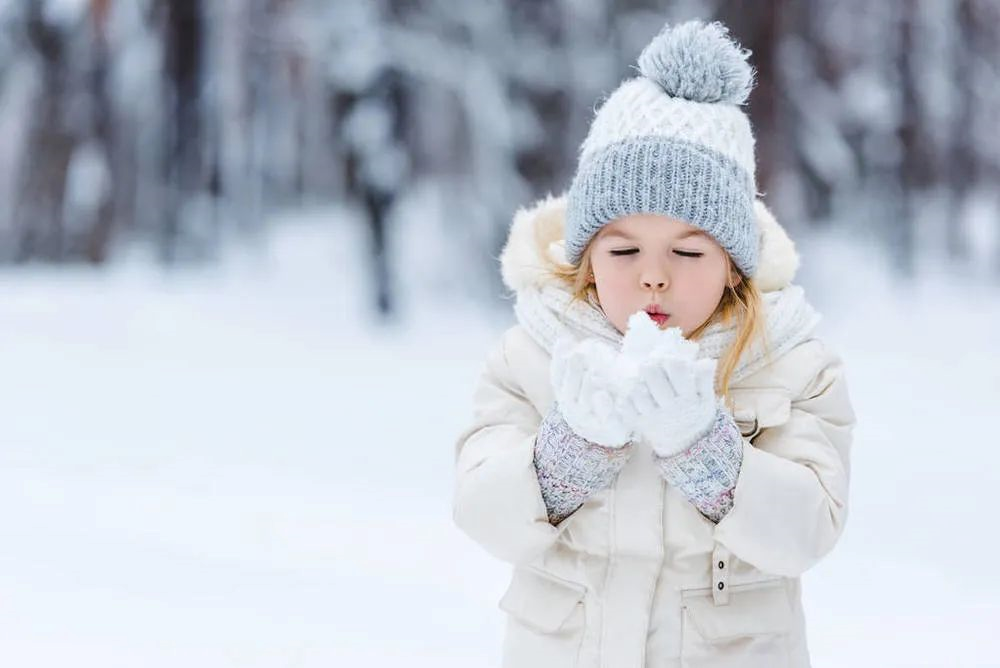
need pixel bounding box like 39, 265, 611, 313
499, 193, 801, 295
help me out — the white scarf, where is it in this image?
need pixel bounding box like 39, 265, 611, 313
514, 282, 821, 385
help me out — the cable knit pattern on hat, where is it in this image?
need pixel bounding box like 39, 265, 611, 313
566, 136, 758, 275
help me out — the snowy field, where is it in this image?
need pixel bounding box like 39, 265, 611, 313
1, 206, 998, 667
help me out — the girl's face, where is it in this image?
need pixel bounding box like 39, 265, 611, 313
588, 213, 733, 337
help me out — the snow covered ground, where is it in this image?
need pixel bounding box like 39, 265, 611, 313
0, 206, 997, 667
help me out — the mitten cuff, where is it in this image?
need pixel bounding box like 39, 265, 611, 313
652, 407, 744, 523
533, 404, 634, 525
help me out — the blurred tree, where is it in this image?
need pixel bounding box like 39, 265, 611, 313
11, 0, 79, 261
156, 0, 210, 263
81, 0, 115, 263
339, 67, 409, 316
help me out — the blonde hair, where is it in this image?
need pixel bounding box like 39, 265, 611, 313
542, 227, 770, 407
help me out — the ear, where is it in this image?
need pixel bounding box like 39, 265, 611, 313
727, 262, 744, 289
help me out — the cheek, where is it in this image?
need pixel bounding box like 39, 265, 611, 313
592, 260, 632, 294
591, 262, 634, 313
700, 271, 729, 309
677, 262, 728, 306
591, 256, 619, 284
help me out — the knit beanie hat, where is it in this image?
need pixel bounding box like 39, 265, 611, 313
565, 20, 760, 276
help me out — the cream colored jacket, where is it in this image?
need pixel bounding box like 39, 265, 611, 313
453, 195, 857, 668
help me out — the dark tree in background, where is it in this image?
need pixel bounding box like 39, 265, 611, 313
84, 0, 115, 263
10, 0, 78, 261
158, 0, 208, 263
337, 68, 409, 316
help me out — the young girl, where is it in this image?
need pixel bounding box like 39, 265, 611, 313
453, 20, 856, 668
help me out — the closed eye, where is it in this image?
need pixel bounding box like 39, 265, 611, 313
608, 249, 704, 258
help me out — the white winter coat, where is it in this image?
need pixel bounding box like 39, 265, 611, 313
453, 195, 857, 668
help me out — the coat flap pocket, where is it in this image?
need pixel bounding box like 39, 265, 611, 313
682, 581, 792, 642
730, 388, 792, 429
498, 567, 586, 633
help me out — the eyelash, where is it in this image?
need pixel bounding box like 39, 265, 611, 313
609, 249, 703, 258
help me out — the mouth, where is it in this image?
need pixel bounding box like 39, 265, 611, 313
644, 306, 670, 326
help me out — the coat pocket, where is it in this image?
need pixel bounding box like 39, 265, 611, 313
499, 567, 587, 668
679, 579, 793, 668
730, 388, 792, 441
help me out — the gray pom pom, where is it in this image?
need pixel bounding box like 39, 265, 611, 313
636, 20, 755, 105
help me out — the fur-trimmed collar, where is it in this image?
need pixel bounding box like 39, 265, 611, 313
499, 193, 801, 295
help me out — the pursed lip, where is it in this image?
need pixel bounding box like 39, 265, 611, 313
644, 304, 668, 315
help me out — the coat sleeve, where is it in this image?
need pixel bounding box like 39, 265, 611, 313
452, 329, 566, 565
713, 341, 857, 577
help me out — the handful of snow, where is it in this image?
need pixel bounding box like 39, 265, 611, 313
552, 310, 701, 404
549, 310, 710, 447
622, 310, 698, 363
617, 310, 700, 387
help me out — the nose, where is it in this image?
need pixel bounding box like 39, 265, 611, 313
641, 267, 669, 290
